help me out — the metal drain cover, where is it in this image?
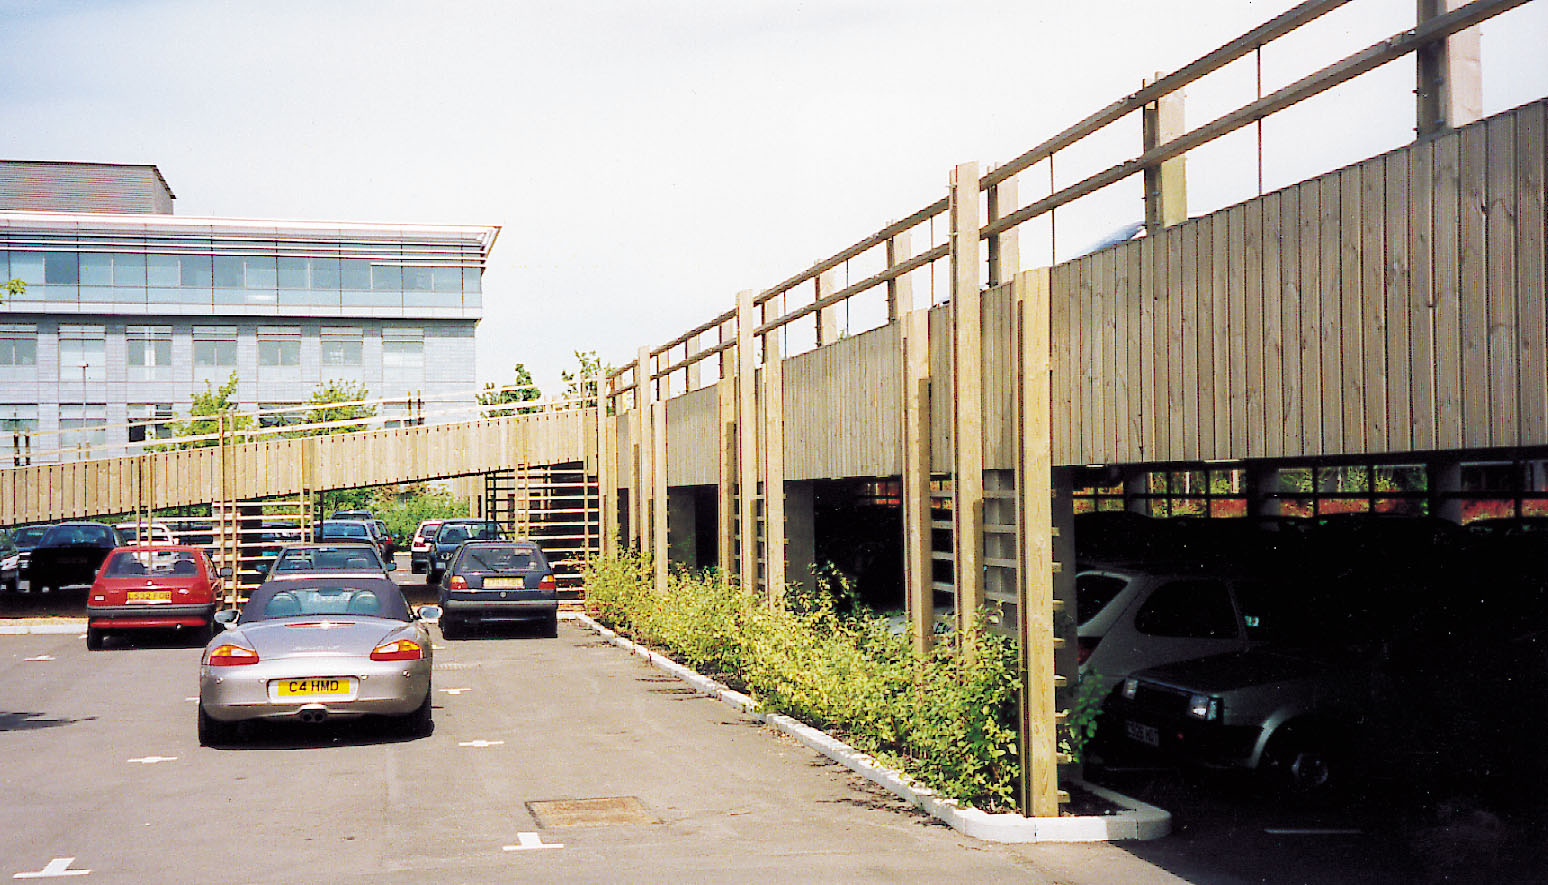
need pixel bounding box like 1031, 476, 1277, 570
527, 796, 656, 828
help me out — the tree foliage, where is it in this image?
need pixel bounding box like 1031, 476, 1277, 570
477, 363, 542, 416
560, 350, 612, 403
301, 379, 376, 435
161, 372, 251, 449
2, 278, 23, 302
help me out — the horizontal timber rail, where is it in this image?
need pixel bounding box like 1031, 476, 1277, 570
607, 0, 1530, 399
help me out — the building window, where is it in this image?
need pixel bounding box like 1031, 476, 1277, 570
147, 254, 180, 287
127, 403, 174, 444
193, 326, 238, 369
382, 328, 424, 369
0, 405, 38, 447
59, 325, 107, 383
125, 325, 173, 368
320, 327, 364, 367
59, 404, 107, 452
0, 325, 37, 367
180, 255, 213, 288
257, 327, 301, 368
43, 252, 79, 285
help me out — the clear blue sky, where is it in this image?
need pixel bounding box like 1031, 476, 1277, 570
4, 0, 1545, 393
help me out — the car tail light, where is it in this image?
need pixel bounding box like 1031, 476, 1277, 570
448, 575, 468, 590
370, 638, 424, 661
539, 575, 557, 590
208, 644, 259, 666
1077, 636, 1100, 666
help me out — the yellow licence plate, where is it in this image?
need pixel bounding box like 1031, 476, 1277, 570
127, 590, 172, 603
484, 577, 524, 588
275, 677, 353, 698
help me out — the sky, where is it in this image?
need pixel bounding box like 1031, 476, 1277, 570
3, 0, 1546, 394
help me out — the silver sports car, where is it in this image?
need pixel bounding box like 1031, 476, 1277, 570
198, 576, 440, 745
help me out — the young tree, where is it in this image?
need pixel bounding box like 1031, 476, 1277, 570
477, 363, 542, 416
302, 379, 377, 435
2, 279, 23, 302
560, 350, 612, 403
162, 372, 251, 449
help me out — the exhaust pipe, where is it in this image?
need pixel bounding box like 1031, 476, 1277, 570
296, 707, 328, 724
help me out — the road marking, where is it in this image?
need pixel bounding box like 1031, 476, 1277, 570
440, 688, 470, 695
24, 655, 54, 662
14, 857, 90, 878
76, 634, 86, 640
458, 739, 504, 748
502, 833, 563, 852
184, 697, 198, 703
127, 756, 177, 765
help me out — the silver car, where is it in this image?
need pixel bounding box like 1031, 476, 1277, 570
197, 576, 439, 745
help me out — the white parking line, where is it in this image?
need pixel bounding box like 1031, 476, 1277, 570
184, 697, 198, 703
13, 856, 90, 878
458, 739, 504, 748
502, 833, 563, 852
23, 655, 54, 662
439, 688, 470, 695
127, 756, 176, 765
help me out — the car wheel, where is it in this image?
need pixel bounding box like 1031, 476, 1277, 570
440, 617, 460, 640
85, 627, 104, 651
399, 691, 433, 737
197, 703, 239, 747
543, 613, 559, 638
1262, 728, 1343, 802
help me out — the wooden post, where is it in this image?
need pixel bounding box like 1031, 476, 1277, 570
887, 230, 914, 322
902, 306, 933, 656
950, 162, 986, 638
815, 267, 841, 346
736, 289, 760, 593
633, 349, 651, 553
652, 394, 668, 593
717, 374, 736, 584
988, 174, 1019, 287
1417, 0, 1483, 139
1016, 268, 1060, 818
762, 297, 786, 604
685, 333, 702, 391
599, 390, 618, 557
1142, 75, 1188, 232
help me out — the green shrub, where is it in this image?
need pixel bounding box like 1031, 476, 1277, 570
583, 552, 1022, 809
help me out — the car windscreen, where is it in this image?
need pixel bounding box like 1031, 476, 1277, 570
457, 546, 542, 573
40, 524, 116, 546
245, 581, 410, 621
104, 549, 202, 578
13, 527, 47, 547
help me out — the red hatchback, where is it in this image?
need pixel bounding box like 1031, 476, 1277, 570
86, 546, 230, 650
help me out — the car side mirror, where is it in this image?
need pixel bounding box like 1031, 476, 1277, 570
218, 566, 234, 579
416, 604, 442, 622
214, 609, 240, 628
385, 560, 397, 572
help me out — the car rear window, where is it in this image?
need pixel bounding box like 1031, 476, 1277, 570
13, 527, 47, 546
320, 523, 368, 539
457, 546, 540, 573
41, 524, 116, 546
247, 582, 409, 621
1133, 579, 1238, 639
104, 549, 202, 578
1076, 574, 1130, 625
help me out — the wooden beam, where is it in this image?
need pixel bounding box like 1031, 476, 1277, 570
887, 230, 914, 321
988, 174, 1020, 286
1016, 267, 1059, 818
1417, 0, 1484, 138
902, 306, 933, 656
718, 374, 736, 585
653, 396, 668, 593
736, 289, 760, 594
1143, 75, 1188, 232
763, 296, 787, 604
950, 162, 986, 638
815, 267, 841, 346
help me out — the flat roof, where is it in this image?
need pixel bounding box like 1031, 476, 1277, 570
0, 209, 500, 252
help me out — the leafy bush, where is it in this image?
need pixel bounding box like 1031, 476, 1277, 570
583, 552, 1022, 809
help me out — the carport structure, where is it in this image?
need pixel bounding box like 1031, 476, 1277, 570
600, 0, 1548, 818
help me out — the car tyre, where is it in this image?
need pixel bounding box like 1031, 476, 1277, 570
543, 613, 559, 638
85, 627, 104, 651
197, 703, 239, 747
1262, 727, 1343, 804
399, 691, 433, 737
440, 616, 460, 640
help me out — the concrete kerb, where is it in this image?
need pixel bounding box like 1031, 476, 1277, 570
568, 611, 1171, 843
0, 618, 87, 635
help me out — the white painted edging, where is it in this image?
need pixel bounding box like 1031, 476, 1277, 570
573, 613, 1170, 842
0, 620, 87, 636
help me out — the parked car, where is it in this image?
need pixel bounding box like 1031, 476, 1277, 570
1098, 562, 1548, 798
409, 519, 446, 574
24, 522, 123, 595
114, 520, 177, 546
1077, 563, 1286, 683
266, 543, 394, 577
86, 546, 231, 649
198, 576, 439, 745
373, 519, 396, 556
438, 540, 558, 638
427, 519, 505, 584
2, 525, 51, 592
314, 519, 390, 561
331, 509, 375, 522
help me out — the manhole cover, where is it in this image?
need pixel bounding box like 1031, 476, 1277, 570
527, 796, 656, 828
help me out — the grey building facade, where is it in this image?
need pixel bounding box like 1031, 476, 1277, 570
0, 161, 497, 463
